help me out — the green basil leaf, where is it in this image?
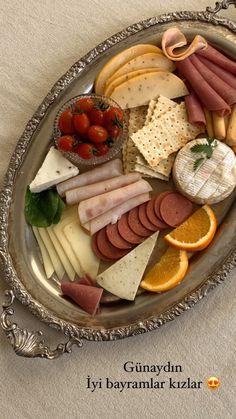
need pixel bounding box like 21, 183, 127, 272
53, 196, 65, 224
24, 188, 65, 227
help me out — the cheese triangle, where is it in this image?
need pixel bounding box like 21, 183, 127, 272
96, 232, 159, 301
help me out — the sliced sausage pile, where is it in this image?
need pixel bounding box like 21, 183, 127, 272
92, 191, 193, 262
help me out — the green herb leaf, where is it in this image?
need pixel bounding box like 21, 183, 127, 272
193, 157, 205, 172
53, 196, 65, 224
24, 188, 65, 227
190, 143, 213, 158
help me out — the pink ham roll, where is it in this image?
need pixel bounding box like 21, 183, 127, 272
184, 87, 206, 126
176, 58, 231, 116
197, 56, 236, 90
190, 55, 236, 106
196, 44, 236, 75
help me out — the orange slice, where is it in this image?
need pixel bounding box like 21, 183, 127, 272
165, 204, 217, 251
140, 247, 188, 292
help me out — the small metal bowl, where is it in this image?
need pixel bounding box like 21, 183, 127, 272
53, 94, 128, 167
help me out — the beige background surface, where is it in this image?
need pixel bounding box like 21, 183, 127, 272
0, 1, 236, 418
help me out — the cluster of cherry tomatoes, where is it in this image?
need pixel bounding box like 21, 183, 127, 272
57, 97, 124, 159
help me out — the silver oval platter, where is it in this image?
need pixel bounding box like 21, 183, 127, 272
0, 1, 236, 359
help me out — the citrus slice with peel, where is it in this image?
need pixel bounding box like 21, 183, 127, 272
140, 247, 188, 292
164, 205, 217, 251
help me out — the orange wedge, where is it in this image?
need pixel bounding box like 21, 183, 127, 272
165, 204, 217, 251
141, 247, 188, 292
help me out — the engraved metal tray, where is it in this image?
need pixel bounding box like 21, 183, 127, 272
0, 0, 236, 359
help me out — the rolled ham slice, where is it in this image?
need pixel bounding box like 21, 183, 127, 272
56, 158, 123, 197
176, 58, 231, 116
66, 172, 141, 205
79, 179, 152, 225
61, 282, 103, 316
197, 56, 236, 90
162, 27, 207, 61
184, 87, 206, 126
196, 44, 236, 75
190, 55, 236, 106
84, 193, 151, 235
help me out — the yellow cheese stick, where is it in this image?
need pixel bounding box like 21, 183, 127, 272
212, 112, 226, 140
226, 104, 236, 147
203, 108, 214, 138
224, 115, 229, 133
233, 146, 236, 154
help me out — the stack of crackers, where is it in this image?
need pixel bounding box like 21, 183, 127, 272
123, 96, 204, 180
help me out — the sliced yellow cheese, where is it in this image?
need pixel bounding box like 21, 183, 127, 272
47, 226, 75, 281
104, 68, 159, 97
94, 44, 163, 95
32, 227, 54, 279
64, 221, 100, 278
107, 53, 175, 86
38, 228, 65, 281
110, 71, 188, 109
53, 215, 82, 277
97, 232, 159, 301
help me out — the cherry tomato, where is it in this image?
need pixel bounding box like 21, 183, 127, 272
108, 125, 120, 138
96, 143, 109, 156
57, 135, 75, 152
74, 98, 94, 113
73, 113, 90, 135
104, 107, 124, 130
58, 110, 74, 134
87, 125, 108, 143
87, 108, 104, 126
76, 143, 97, 159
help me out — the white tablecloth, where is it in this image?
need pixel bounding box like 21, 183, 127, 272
0, 1, 236, 418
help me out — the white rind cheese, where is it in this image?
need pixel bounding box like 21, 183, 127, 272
173, 138, 236, 204
29, 147, 79, 193
96, 232, 159, 301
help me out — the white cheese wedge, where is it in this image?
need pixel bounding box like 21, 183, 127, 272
97, 232, 159, 301
53, 215, 82, 277
32, 227, 54, 279
64, 221, 100, 278
173, 138, 236, 204
29, 147, 79, 193
47, 226, 75, 281
38, 228, 65, 280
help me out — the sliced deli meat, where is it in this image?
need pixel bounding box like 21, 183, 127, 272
162, 27, 207, 61
159, 193, 193, 228
66, 173, 141, 205
128, 207, 152, 237
176, 58, 231, 116
96, 228, 129, 261
196, 44, 236, 75
106, 223, 133, 250
197, 56, 236, 90
96, 232, 159, 301
61, 283, 103, 316
146, 198, 169, 230
184, 88, 206, 126
78, 179, 152, 225
118, 212, 144, 244
56, 158, 123, 197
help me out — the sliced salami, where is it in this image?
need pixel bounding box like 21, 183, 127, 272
159, 192, 193, 228
146, 198, 169, 230
96, 228, 129, 260
92, 234, 113, 262
118, 213, 144, 244
138, 203, 158, 232
128, 207, 152, 237
154, 191, 173, 221
106, 223, 133, 250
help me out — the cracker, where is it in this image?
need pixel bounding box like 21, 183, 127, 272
136, 153, 176, 178
134, 163, 169, 181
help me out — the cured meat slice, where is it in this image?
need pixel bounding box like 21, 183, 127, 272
154, 191, 173, 221
79, 179, 152, 225
66, 172, 141, 205
79, 274, 94, 286
184, 87, 206, 126
146, 198, 169, 230
106, 223, 133, 250
118, 213, 144, 244
176, 58, 231, 116
196, 44, 236, 75
57, 158, 123, 197
61, 283, 103, 316
162, 27, 207, 61
128, 207, 152, 237
159, 192, 193, 228
92, 234, 112, 262
190, 55, 236, 106
197, 56, 236, 90
96, 228, 129, 260
138, 203, 158, 232
84, 192, 150, 235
